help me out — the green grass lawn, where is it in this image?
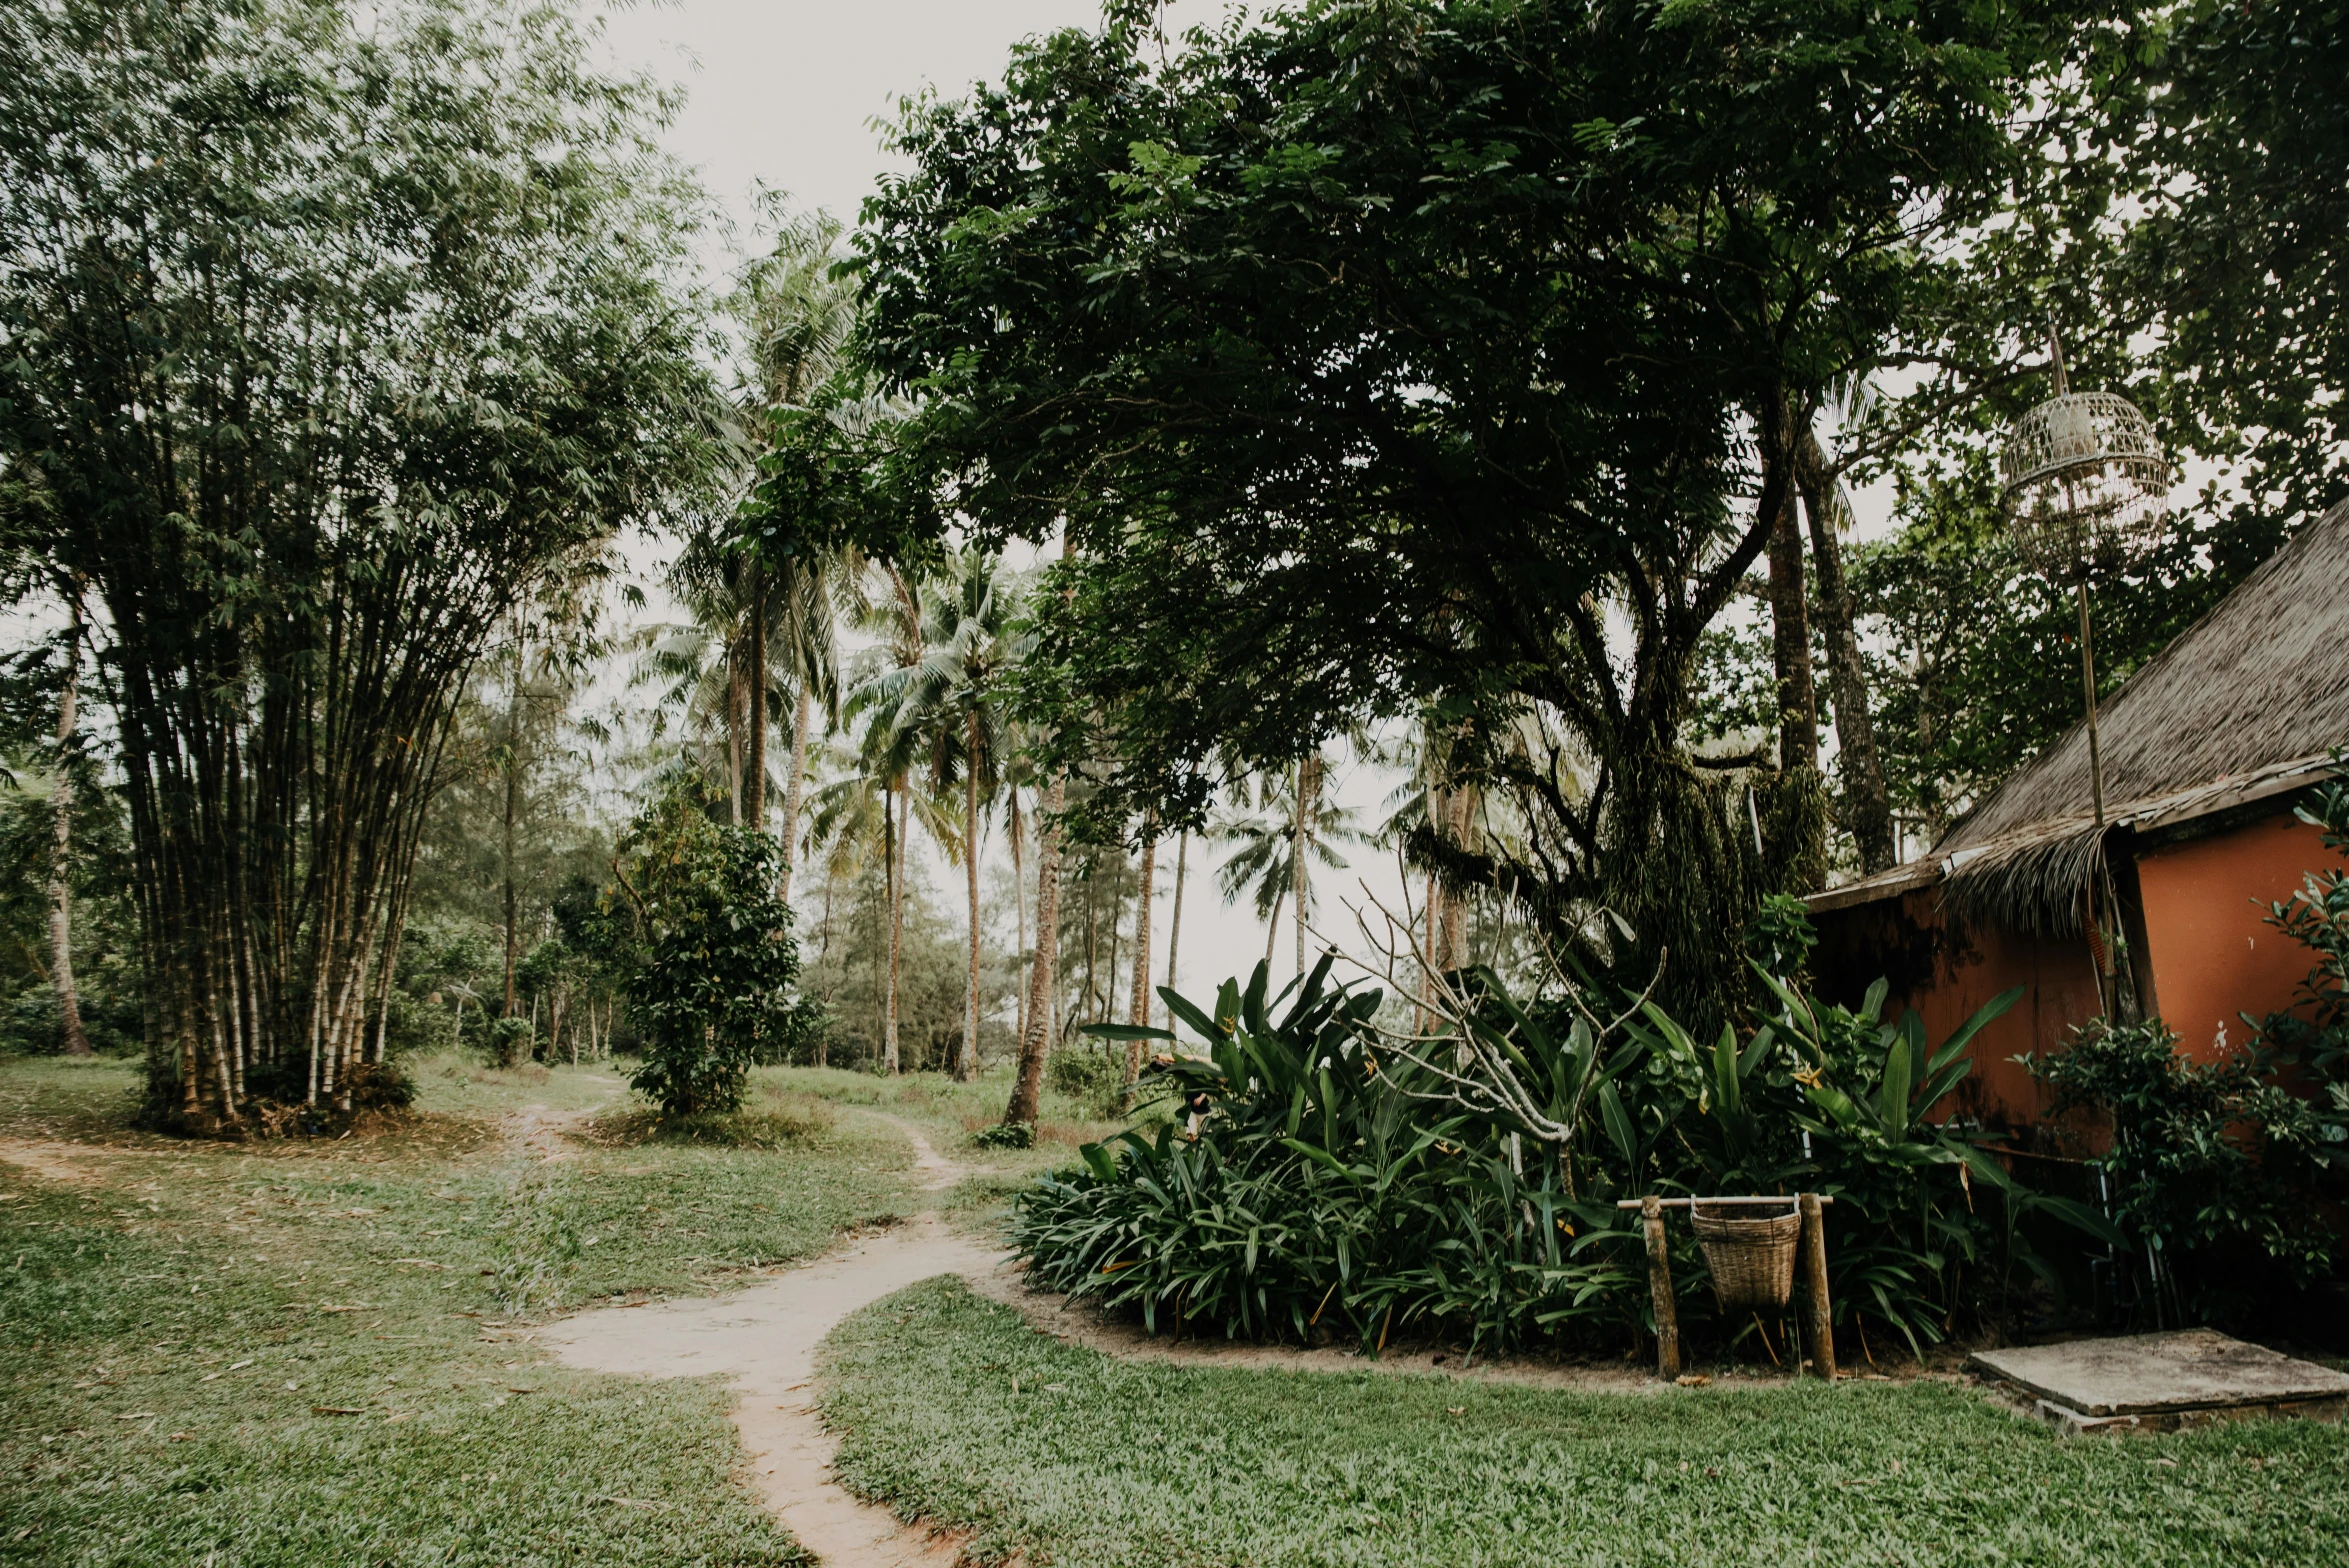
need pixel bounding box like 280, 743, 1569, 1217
820, 1277, 2349, 1568
0, 1053, 918, 1566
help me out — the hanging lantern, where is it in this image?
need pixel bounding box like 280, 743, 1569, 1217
1997, 335, 2172, 581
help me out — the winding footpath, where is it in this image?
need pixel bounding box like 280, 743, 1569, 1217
543, 1113, 995, 1568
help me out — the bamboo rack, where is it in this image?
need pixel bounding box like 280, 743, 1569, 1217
1621, 1193, 1838, 1384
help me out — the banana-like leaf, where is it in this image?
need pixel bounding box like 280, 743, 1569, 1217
1599, 1080, 1638, 1168
1083, 1022, 1176, 1042
1240, 963, 1270, 1035
2031, 1194, 2127, 1247
1929, 985, 2024, 1073
1877, 1029, 1913, 1139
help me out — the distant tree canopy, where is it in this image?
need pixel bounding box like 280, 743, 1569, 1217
0, 0, 719, 1125
854, 0, 2107, 1030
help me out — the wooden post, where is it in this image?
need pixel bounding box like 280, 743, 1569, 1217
1642, 1194, 1680, 1381
1800, 1192, 1836, 1381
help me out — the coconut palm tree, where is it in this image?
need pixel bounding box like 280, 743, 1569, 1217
724, 194, 859, 884
849, 550, 1018, 1080
1214, 754, 1364, 979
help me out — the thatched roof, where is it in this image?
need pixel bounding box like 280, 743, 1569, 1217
1809, 497, 2349, 931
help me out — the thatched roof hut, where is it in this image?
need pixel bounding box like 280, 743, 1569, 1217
1804, 497, 2349, 1118
1814, 496, 2349, 936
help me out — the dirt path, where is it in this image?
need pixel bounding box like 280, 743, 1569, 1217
545, 1111, 996, 1568
0, 1138, 110, 1187
502, 1075, 625, 1163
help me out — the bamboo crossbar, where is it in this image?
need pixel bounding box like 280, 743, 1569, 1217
1613, 1195, 1832, 1209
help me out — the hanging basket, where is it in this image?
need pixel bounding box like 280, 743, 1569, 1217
1692, 1200, 1800, 1311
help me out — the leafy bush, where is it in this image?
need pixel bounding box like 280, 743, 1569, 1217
2031, 1018, 2340, 1324
1044, 1046, 1124, 1116
1015, 960, 1640, 1354
975, 1121, 1036, 1150
606, 789, 820, 1118
2023, 768, 2349, 1327
481, 1015, 536, 1070
339, 1058, 417, 1112
2255, 763, 2349, 1090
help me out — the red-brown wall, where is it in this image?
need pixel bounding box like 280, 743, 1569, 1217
1810, 889, 2102, 1131
1811, 805, 2335, 1135
2135, 812, 2330, 1061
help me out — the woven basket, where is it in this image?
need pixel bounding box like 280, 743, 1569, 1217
1692, 1202, 1800, 1310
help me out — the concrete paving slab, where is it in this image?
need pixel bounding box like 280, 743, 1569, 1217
1971, 1329, 2349, 1423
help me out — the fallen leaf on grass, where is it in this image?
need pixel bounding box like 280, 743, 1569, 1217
595, 1496, 660, 1510
313, 1406, 367, 1416
114, 1412, 156, 1421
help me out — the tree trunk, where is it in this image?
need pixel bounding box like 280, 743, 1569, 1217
884, 781, 902, 1075
503, 627, 524, 1017
1798, 430, 1897, 873
726, 634, 745, 827
1005, 772, 1063, 1125
780, 684, 812, 904
1765, 446, 1819, 774
1434, 784, 1474, 972
958, 716, 983, 1082
1263, 885, 1286, 973
1293, 755, 1320, 978
1011, 788, 1028, 1049
49, 585, 91, 1057
1162, 830, 1187, 1034
747, 569, 767, 833
1124, 823, 1156, 1087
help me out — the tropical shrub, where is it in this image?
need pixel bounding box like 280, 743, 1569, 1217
2031, 1017, 2340, 1325
2255, 763, 2349, 1091
482, 1016, 536, 1071
608, 791, 819, 1118
1015, 941, 2109, 1359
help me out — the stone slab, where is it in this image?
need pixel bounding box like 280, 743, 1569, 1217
1971, 1329, 2349, 1418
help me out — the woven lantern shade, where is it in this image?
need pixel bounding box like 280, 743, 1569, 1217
1998, 391, 2172, 581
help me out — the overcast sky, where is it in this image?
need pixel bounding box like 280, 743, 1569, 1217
599, 0, 1125, 244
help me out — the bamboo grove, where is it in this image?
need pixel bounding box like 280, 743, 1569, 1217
0, 0, 717, 1125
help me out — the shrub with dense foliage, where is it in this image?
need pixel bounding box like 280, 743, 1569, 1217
2026, 770, 2349, 1325
605, 791, 819, 1118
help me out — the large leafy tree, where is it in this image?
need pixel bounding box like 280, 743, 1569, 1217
854, 0, 2096, 1032
0, 0, 718, 1124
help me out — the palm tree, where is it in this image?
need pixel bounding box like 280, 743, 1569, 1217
849, 550, 1017, 1080
1215, 756, 1364, 980
725, 195, 858, 883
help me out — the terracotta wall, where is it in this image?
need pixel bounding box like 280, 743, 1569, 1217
1810, 805, 2337, 1133
2135, 812, 2331, 1062
1810, 889, 2102, 1131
